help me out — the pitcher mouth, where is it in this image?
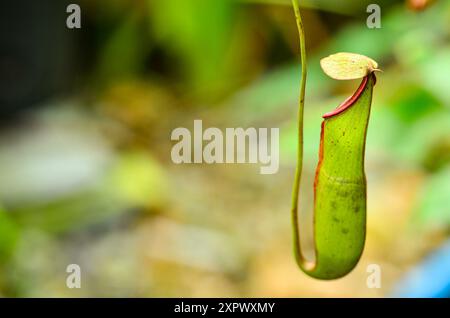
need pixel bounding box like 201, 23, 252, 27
322, 74, 376, 119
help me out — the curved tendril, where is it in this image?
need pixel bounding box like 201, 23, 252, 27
290, 0, 313, 270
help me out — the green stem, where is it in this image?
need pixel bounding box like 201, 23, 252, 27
290, 0, 310, 270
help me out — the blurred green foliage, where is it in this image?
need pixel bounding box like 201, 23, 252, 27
0, 208, 19, 263
0, 0, 448, 297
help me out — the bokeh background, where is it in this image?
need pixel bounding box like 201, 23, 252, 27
0, 0, 449, 297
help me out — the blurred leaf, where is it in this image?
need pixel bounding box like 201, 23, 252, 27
97, 11, 148, 83
389, 85, 442, 123
418, 48, 450, 105
108, 151, 169, 208
422, 139, 450, 172
0, 207, 20, 263
413, 167, 450, 229
148, 0, 244, 100
12, 190, 128, 235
